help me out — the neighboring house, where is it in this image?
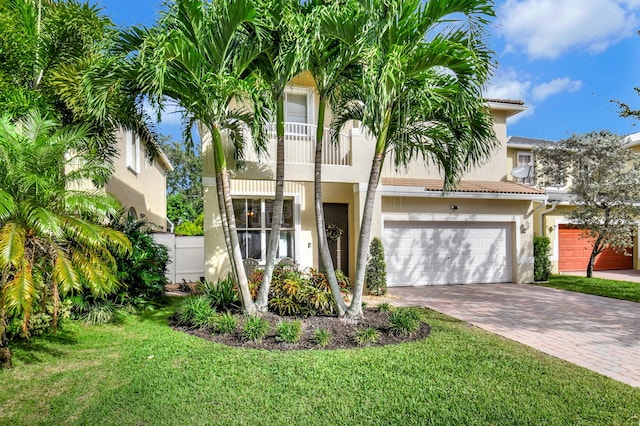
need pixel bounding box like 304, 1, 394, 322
106, 128, 174, 231
507, 135, 640, 274
201, 72, 548, 287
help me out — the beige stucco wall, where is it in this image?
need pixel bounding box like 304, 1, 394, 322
105, 129, 169, 230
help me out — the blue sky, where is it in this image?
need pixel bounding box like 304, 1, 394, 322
95, 0, 640, 142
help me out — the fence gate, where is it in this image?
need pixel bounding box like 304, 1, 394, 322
152, 233, 204, 284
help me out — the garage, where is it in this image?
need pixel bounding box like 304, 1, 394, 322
383, 221, 513, 286
558, 225, 632, 272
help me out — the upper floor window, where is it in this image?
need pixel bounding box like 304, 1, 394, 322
126, 131, 141, 174
517, 151, 535, 185
233, 198, 295, 262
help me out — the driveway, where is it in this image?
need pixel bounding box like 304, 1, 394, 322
389, 283, 640, 388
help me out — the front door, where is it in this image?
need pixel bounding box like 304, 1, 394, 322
322, 203, 349, 274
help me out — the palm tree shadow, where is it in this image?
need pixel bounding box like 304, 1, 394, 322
10, 329, 78, 365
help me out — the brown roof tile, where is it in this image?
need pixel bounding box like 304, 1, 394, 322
381, 178, 546, 195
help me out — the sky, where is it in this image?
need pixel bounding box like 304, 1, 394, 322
95, 0, 640, 143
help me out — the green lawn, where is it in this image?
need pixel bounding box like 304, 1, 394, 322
2, 301, 639, 425
536, 274, 640, 303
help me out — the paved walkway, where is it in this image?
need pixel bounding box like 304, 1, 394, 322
389, 283, 640, 388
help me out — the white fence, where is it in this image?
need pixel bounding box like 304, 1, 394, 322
153, 234, 205, 284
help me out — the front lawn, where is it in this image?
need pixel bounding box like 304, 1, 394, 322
536, 275, 640, 303
1, 301, 639, 425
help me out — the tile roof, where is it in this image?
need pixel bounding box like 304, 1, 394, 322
485, 98, 525, 106
507, 135, 556, 146
381, 178, 546, 195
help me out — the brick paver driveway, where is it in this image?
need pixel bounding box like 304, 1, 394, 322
389, 283, 640, 388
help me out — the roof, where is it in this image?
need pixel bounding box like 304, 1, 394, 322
485, 99, 527, 118
484, 98, 525, 106
381, 178, 546, 195
507, 136, 556, 147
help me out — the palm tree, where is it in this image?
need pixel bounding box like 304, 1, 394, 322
252, 0, 307, 312
0, 0, 161, 182
304, 0, 364, 316
0, 111, 131, 362
118, 0, 270, 314
331, 0, 497, 317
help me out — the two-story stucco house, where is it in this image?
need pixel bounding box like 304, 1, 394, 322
202, 72, 547, 286
506, 134, 640, 274
106, 129, 174, 231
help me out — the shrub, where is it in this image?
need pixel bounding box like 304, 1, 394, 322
79, 302, 125, 326
174, 213, 204, 236
275, 320, 302, 343
110, 215, 170, 307
365, 237, 387, 296
354, 327, 380, 346
534, 236, 552, 282
243, 316, 269, 342
213, 312, 236, 335
388, 308, 423, 336
176, 296, 215, 327
198, 274, 239, 311
265, 264, 349, 317
314, 328, 331, 347
376, 302, 393, 314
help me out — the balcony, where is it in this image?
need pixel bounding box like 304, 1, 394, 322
246, 122, 352, 166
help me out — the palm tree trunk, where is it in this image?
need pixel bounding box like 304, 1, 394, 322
256, 96, 285, 312
347, 150, 385, 318
314, 98, 347, 316
211, 125, 256, 314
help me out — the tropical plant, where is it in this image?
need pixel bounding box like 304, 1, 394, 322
174, 213, 204, 236
388, 308, 423, 336
162, 139, 203, 225
330, 0, 497, 317
376, 302, 393, 314
354, 327, 380, 346
0, 0, 160, 177
119, 0, 270, 314
275, 320, 302, 343
313, 327, 331, 347
305, 0, 363, 315
252, 0, 307, 312
110, 214, 169, 306
0, 112, 131, 364
533, 236, 552, 282
365, 237, 387, 296
242, 315, 270, 342
176, 295, 216, 327
535, 131, 640, 277
213, 311, 237, 335
198, 274, 240, 311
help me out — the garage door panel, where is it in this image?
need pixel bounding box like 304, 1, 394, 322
558, 225, 632, 272
383, 221, 512, 286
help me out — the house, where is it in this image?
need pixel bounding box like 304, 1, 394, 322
202, 72, 547, 286
506, 135, 640, 274
106, 128, 174, 231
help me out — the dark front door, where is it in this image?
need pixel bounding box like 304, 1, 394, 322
322, 203, 349, 274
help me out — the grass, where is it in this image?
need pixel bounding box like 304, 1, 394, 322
1, 299, 639, 425
536, 274, 640, 302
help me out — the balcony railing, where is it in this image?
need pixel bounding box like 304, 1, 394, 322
247, 122, 352, 166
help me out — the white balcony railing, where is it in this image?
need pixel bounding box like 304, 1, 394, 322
249, 122, 352, 166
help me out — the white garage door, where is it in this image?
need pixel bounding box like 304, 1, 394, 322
383, 221, 512, 286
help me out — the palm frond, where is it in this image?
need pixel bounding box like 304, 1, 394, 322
0, 222, 26, 269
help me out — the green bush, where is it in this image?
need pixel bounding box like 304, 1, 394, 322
388, 308, 422, 336
213, 311, 237, 335
176, 296, 215, 327
314, 328, 331, 347
376, 302, 393, 314
275, 320, 302, 343
198, 274, 239, 311
174, 213, 204, 236
259, 264, 349, 317
354, 327, 380, 346
242, 316, 269, 342
110, 215, 170, 306
365, 237, 387, 296
534, 236, 552, 282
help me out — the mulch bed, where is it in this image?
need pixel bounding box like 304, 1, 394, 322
170, 308, 431, 351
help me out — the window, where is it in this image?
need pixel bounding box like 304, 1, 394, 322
125, 131, 141, 174
517, 151, 534, 185
233, 198, 295, 262
283, 87, 314, 137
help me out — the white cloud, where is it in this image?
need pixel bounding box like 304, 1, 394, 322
532, 78, 582, 101
498, 0, 640, 59
484, 71, 582, 123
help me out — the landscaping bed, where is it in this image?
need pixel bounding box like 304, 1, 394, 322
170, 308, 431, 350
